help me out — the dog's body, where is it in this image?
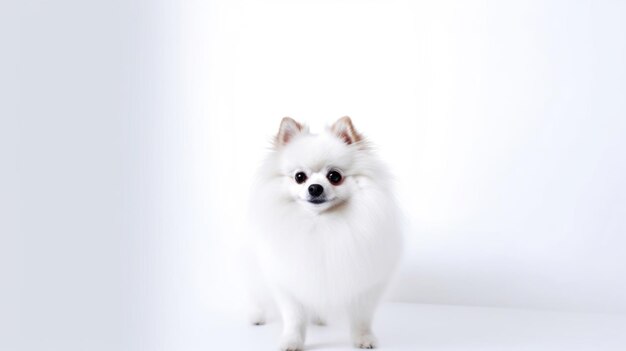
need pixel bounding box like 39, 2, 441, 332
247, 117, 402, 350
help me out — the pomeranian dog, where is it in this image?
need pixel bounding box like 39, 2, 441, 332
247, 116, 402, 350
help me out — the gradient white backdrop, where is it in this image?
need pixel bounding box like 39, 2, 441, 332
4, 0, 626, 350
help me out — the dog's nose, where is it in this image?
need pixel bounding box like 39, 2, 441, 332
308, 184, 324, 197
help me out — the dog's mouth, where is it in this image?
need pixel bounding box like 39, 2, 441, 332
301, 196, 342, 212
307, 198, 327, 205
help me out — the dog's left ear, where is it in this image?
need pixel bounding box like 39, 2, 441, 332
331, 116, 362, 145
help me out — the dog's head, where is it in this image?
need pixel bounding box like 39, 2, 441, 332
273, 116, 370, 213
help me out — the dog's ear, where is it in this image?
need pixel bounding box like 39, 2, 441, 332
331, 116, 362, 145
276, 117, 304, 146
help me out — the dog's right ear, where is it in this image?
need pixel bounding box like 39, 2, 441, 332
276, 117, 303, 147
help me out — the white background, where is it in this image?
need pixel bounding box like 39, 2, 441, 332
3, 0, 626, 350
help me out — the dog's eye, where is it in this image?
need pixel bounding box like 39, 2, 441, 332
327, 170, 342, 185
294, 172, 307, 184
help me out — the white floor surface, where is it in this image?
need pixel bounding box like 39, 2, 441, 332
209, 303, 626, 351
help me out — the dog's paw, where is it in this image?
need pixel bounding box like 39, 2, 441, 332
249, 316, 266, 326
353, 332, 378, 349
279, 335, 304, 351
248, 310, 266, 326
311, 316, 326, 326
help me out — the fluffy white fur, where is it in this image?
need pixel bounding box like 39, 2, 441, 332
247, 117, 402, 350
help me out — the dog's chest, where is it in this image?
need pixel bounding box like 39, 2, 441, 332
260, 218, 384, 303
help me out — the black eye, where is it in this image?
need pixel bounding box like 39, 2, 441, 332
327, 170, 342, 185
294, 172, 307, 184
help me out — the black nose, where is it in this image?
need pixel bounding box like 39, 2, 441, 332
308, 184, 324, 197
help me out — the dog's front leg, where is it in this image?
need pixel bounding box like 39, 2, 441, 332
275, 290, 307, 351
348, 284, 384, 349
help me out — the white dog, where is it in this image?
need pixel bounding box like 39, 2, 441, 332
247, 117, 402, 350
